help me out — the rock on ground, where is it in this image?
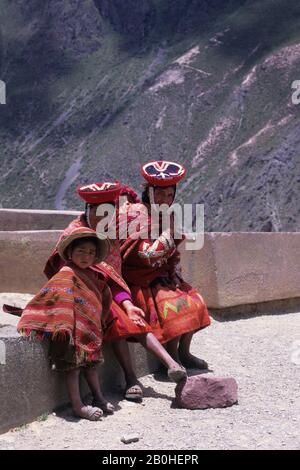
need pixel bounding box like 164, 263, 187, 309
175, 375, 238, 410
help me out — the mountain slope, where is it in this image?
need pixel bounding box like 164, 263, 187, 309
0, 0, 299, 231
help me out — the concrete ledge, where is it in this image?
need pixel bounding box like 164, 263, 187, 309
0, 324, 157, 434
0, 209, 81, 231
0, 231, 62, 293
180, 232, 300, 308
0, 210, 300, 308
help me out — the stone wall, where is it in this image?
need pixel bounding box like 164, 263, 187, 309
1, 209, 299, 308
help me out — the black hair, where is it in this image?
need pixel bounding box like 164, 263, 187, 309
84, 202, 115, 214
142, 188, 150, 204
84, 203, 115, 226
141, 185, 176, 204
67, 237, 100, 259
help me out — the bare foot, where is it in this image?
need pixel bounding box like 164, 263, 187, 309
92, 399, 115, 414
167, 364, 187, 383
73, 405, 103, 421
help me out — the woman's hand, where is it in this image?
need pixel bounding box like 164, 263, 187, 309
122, 300, 146, 327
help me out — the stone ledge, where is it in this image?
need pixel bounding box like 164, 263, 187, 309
1, 209, 300, 308
1, 230, 300, 308
0, 209, 80, 231
180, 232, 300, 308
0, 231, 61, 293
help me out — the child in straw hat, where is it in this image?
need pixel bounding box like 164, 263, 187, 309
18, 227, 114, 421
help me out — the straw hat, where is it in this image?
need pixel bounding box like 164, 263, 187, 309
57, 227, 110, 263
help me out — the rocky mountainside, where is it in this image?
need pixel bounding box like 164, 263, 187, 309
0, 0, 299, 231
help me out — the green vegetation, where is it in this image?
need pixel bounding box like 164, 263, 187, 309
0, 0, 299, 230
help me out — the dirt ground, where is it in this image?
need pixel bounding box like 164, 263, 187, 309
0, 295, 299, 450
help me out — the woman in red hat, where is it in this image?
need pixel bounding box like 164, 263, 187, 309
119, 161, 211, 369
44, 181, 186, 400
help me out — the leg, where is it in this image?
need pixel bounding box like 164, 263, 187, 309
84, 367, 114, 414
165, 336, 181, 363
65, 368, 103, 421
138, 333, 183, 369
138, 333, 187, 383
178, 331, 208, 369
111, 339, 142, 400
111, 339, 138, 387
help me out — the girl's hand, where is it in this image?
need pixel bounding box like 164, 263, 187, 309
122, 300, 146, 327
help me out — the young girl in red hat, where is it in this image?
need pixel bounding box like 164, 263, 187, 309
120, 161, 211, 369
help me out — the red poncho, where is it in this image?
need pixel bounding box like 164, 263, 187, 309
18, 264, 105, 365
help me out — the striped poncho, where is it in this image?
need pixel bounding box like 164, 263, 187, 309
17, 264, 105, 365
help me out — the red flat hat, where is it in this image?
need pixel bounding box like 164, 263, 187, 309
141, 161, 186, 187
76, 181, 121, 204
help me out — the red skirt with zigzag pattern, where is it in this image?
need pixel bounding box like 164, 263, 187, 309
129, 281, 211, 344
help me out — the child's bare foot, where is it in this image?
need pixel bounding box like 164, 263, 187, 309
167, 364, 187, 383
179, 353, 208, 370
73, 405, 103, 421
92, 399, 115, 414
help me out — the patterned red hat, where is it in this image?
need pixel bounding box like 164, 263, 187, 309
141, 161, 186, 187
76, 181, 121, 204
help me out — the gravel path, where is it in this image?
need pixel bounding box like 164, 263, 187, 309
0, 303, 299, 450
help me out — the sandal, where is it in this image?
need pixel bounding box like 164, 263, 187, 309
124, 384, 143, 401
73, 405, 103, 421
167, 365, 187, 383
